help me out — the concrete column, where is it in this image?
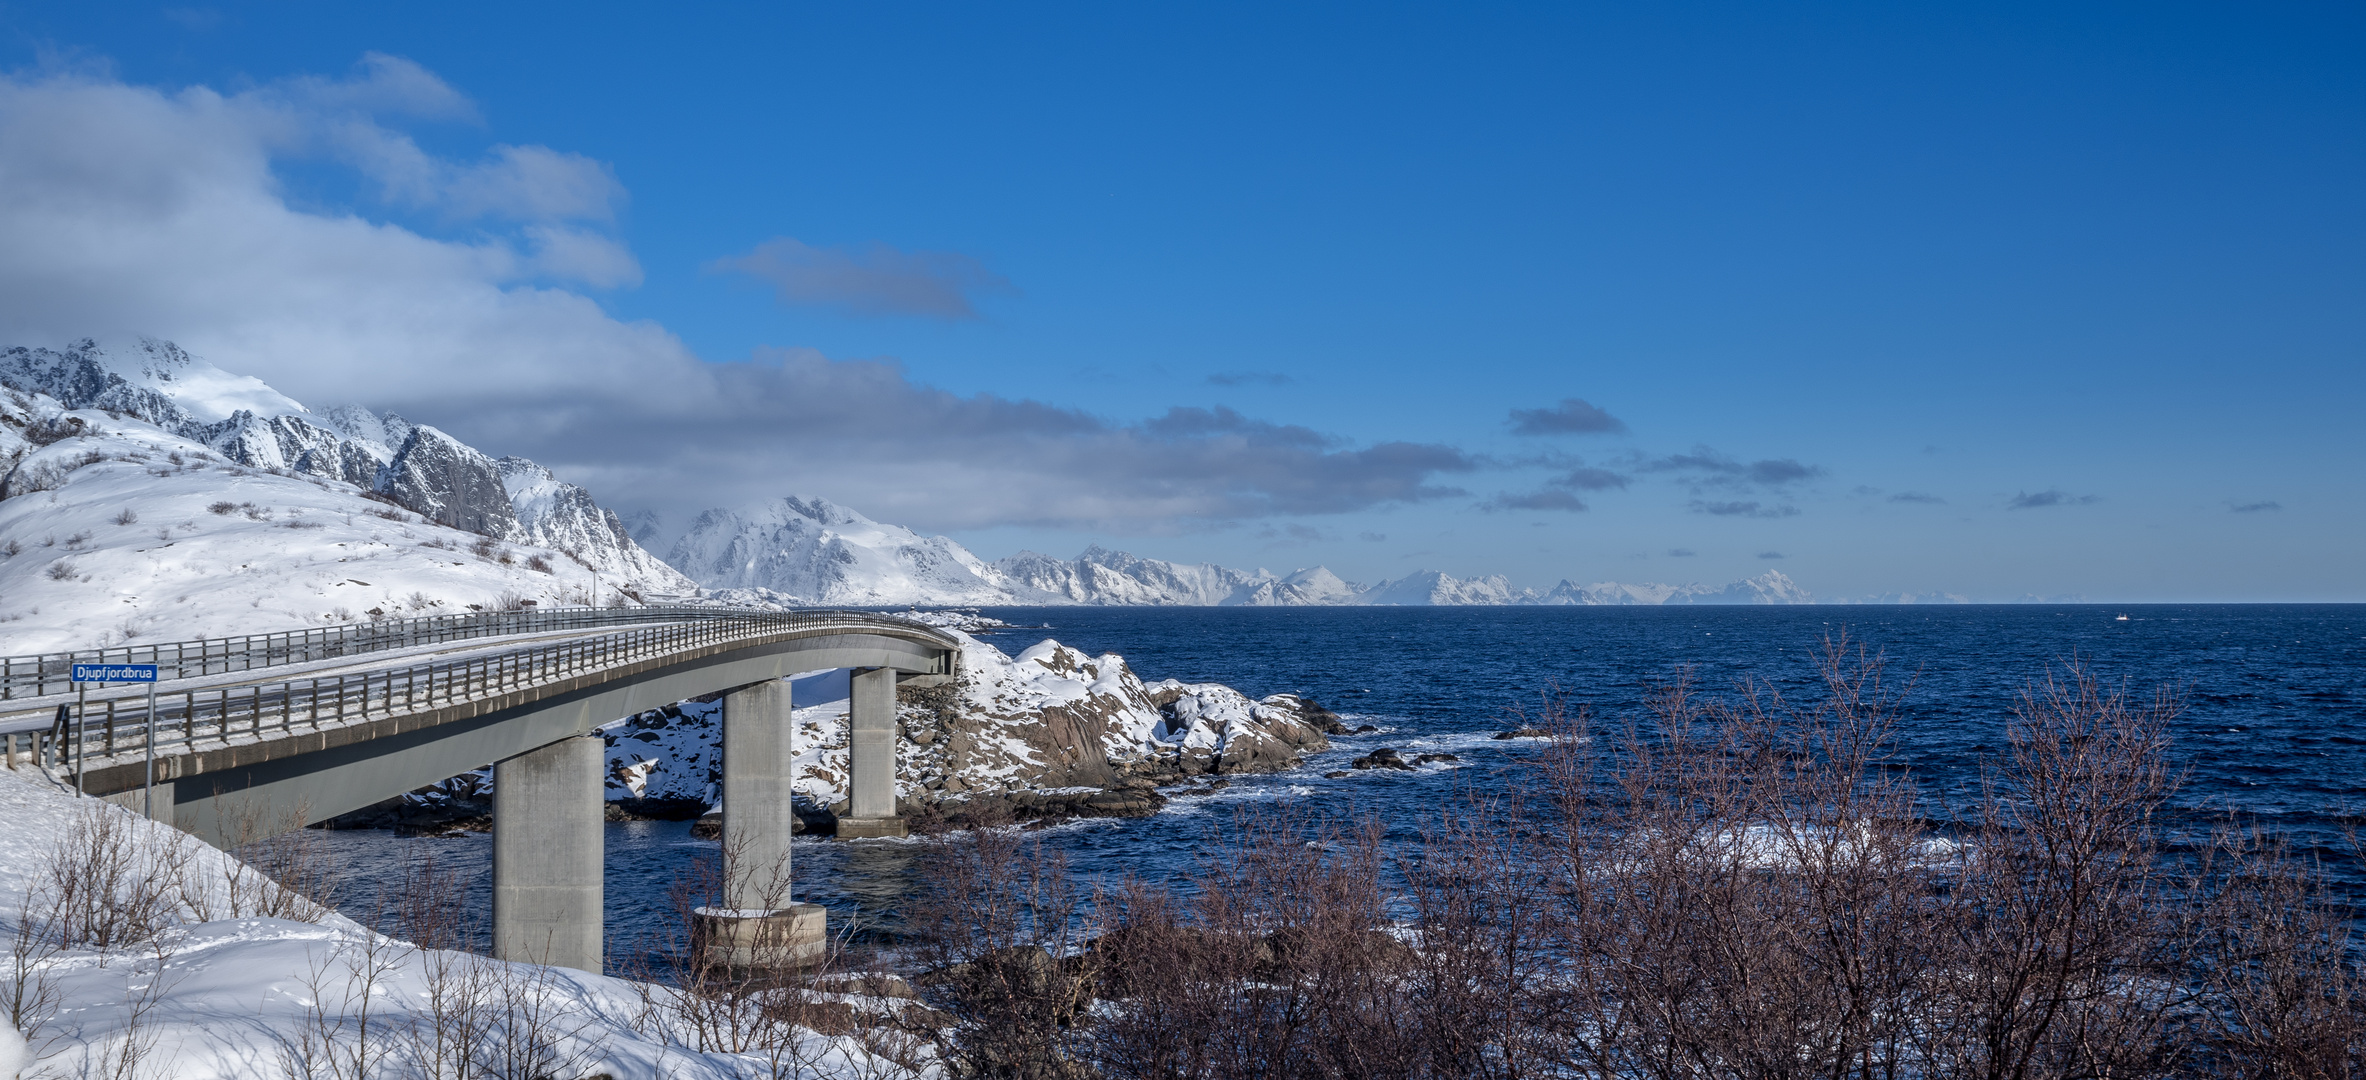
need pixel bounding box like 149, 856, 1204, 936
722, 679, 796, 909
839, 667, 905, 838
695, 678, 827, 969
492, 735, 603, 973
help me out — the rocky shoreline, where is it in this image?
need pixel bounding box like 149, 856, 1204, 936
328, 629, 1353, 837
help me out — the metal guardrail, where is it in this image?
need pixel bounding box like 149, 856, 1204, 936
0, 605, 773, 700
0, 609, 958, 775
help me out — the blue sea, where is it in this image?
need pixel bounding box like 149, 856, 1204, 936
313, 605, 2366, 972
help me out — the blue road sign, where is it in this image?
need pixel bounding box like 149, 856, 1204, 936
71, 664, 158, 683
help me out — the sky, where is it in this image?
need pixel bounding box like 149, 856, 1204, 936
0, 1, 2358, 602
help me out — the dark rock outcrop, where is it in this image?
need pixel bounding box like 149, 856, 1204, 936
377, 425, 522, 537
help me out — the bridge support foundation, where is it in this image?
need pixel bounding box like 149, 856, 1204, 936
695, 678, 825, 968
837, 666, 906, 839
492, 735, 604, 973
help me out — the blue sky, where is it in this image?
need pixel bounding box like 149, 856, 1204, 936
0, 2, 2359, 600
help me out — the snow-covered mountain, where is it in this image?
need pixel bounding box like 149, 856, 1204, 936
0, 339, 692, 650
666, 496, 1012, 607
661, 494, 1824, 607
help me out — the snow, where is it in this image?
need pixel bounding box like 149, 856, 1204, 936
0, 402, 675, 654
0, 766, 925, 1078
588, 630, 1320, 815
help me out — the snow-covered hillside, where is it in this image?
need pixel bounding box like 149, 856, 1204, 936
0, 767, 923, 1078
0, 340, 691, 651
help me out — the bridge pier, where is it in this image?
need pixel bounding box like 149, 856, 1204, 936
837, 666, 906, 838
693, 678, 826, 968
492, 735, 604, 973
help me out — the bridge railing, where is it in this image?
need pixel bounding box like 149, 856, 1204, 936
0, 609, 958, 774
0, 604, 810, 700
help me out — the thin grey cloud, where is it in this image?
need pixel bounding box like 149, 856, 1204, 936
1487, 489, 1590, 513
1255, 523, 1329, 545
1509, 397, 1628, 436
1692, 500, 1800, 518
1887, 492, 1945, 504
1637, 446, 1824, 490
2008, 490, 2102, 510
710, 236, 1016, 320
1552, 467, 1630, 491
1208, 371, 1293, 387
2229, 500, 2282, 513
1667, 548, 1696, 557
1359, 531, 1387, 542
1757, 551, 1786, 559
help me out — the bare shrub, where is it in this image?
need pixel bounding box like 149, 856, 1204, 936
911, 639, 2361, 1080
206, 500, 238, 515
241, 501, 271, 520
214, 800, 342, 922
110, 507, 137, 526
1, 537, 21, 557
153, 526, 172, 543
364, 507, 408, 523
911, 826, 1103, 1078
2190, 822, 2366, 1076
62, 530, 90, 550
44, 559, 76, 582
37, 802, 183, 953
524, 554, 553, 574
22, 415, 85, 446
470, 536, 499, 559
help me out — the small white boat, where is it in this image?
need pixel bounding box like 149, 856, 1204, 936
2115, 615, 2130, 621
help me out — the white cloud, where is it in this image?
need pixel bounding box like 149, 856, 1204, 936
0, 57, 1471, 533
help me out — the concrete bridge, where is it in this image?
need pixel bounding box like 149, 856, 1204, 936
0, 606, 964, 972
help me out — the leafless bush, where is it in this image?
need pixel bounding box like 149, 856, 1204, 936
494, 591, 530, 612
21, 416, 85, 446
214, 800, 343, 922
1, 537, 20, 557
43, 559, 74, 581
912, 637, 2363, 1080
61, 530, 90, 550
910, 826, 1104, 1078
242, 501, 272, 521
110, 507, 136, 526
364, 507, 408, 523
470, 536, 500, 559
153, 526, 172, 543
281, 518, 326, 530
524, 554, 553, 574
619, 833, 844, 1078
206, 500, 238, 515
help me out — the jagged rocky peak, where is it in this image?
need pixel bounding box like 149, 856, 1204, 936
319, 403, 414, 449
379, 425, 522, 538
667, 495, 1009, 607
0, 337, 306, 432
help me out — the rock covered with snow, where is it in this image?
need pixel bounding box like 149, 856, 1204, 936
589, 630, 1335, 828
377, 424, 522, 538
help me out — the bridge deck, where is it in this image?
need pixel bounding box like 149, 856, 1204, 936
0, 608, 960, 792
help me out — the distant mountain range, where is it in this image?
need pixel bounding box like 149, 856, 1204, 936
0, 339, 1954, 626
662, 494, 1830, 607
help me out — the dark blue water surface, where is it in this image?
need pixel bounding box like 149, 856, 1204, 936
316, 605, 2366, 972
